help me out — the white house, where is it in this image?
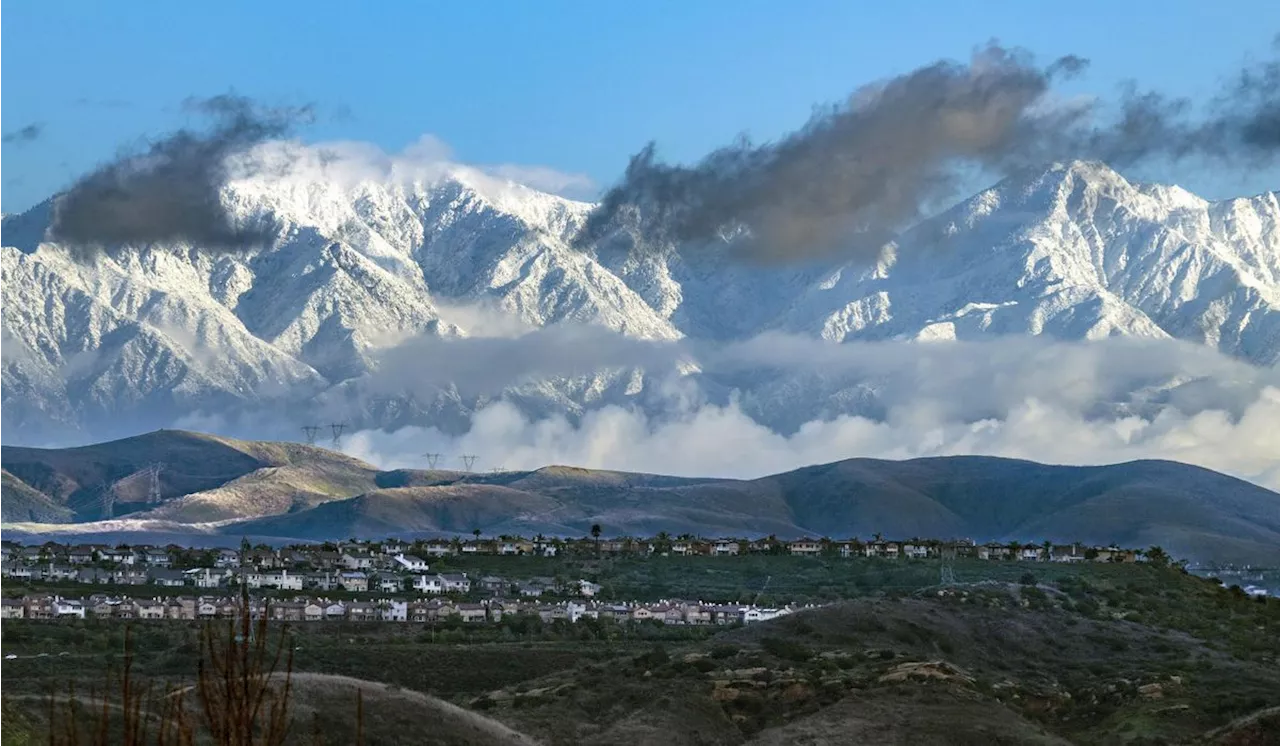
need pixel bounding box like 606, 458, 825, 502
413, 575, 444, 594
262, 570, 303, 591
339, 572, 369, 592
393, 554, 429, 573
712, 540, 740, 556
380, 599, 408, 622
341, 552, 376, 570
577, 580, 603, 597
439, 573, 470, 593
54, 598, 87, 618
902, 544, 930, 560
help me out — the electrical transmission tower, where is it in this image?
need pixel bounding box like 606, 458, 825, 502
301, 425, 321, 446
99, 483, 116, 521
329, 422, 348, 448
490, 466, 504, 475
459, 455, 477, 472
147, 463, 163, 504
940, 544, 958, 586
423, 453, 441, 470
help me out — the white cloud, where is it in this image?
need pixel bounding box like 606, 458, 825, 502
230, 134, 595, 199
336, 335, 1280, 491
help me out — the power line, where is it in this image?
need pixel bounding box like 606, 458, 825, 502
147, 463, 163, 504
459, 455, 477, 472
423, 453, 441, 470
329, 422, 348, 448
301, 425, 321, 446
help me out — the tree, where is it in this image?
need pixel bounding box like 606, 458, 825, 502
1145, 545, 1170, 568
472, 529, 482, 542
591, 524, 602, 555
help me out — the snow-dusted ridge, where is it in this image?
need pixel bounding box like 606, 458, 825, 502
2, 156, 1278, 443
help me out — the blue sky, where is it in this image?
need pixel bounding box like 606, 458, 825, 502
3, 0, 1277, 213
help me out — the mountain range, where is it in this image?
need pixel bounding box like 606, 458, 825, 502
3, 158, 1278, 443
2, 429, 1278, 565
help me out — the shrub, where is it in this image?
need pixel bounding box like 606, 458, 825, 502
709, 644, 740, 659
760, 636, 813, 662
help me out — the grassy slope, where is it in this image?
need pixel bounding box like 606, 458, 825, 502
1, 429, 381, 524
0, 469, 74, 523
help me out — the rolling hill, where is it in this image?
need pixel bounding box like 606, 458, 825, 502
3, 430, 1277, 564
233, 455, 1280, 565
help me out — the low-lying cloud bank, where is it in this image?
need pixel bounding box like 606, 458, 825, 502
336, 334, 1280, 491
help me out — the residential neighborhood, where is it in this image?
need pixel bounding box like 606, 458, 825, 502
0, 535, 1158, 627
0, 535, 1143, 590
0, 592, 802, 627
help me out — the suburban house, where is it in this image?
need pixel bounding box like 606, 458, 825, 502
261, 570, 304, 591
578, 580, 603, 597
375, 575, 402, 593
54, 598, 87, 618
979, 543, 1010, 561
140, 548, 172, 566
902, 543, 931, 560
185, 567, 228, 589
339, 572, 369, 592
393, 554, 429, 573
380, 600, 408, 622
423, 541, 455, 558
136, 600, 166, 619
439, 573, 471, 593
341, 551, 377, 570
788, 540, 823, 556
1, 598, 25, 619
149, 568, 188, 587
712, 540, 740, 556
413, 575, 444, 594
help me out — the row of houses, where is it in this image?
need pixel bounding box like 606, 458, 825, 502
2, 594, 799, 627
0, 559, 615, 600
1, 537, 1142, 575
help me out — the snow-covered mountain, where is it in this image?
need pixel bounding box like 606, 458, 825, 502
3, 159, 1277, 443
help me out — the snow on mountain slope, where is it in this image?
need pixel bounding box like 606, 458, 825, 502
783, 162, 1280, 363
2, 157, 1277, 442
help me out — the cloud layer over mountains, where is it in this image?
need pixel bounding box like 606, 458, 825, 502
333, 333, 1280, 490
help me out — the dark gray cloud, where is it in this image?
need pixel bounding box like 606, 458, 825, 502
48, 94, 313, 255
2, 123, 45, 145
576, 42, 1280, 263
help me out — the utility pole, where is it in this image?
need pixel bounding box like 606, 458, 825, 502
423, 453, 441, 470
301, 425, 321, 446
460, 455, 477, 472
329, 422, 348, 448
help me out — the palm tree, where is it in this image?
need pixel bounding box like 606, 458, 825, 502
591, 524, 602, 555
